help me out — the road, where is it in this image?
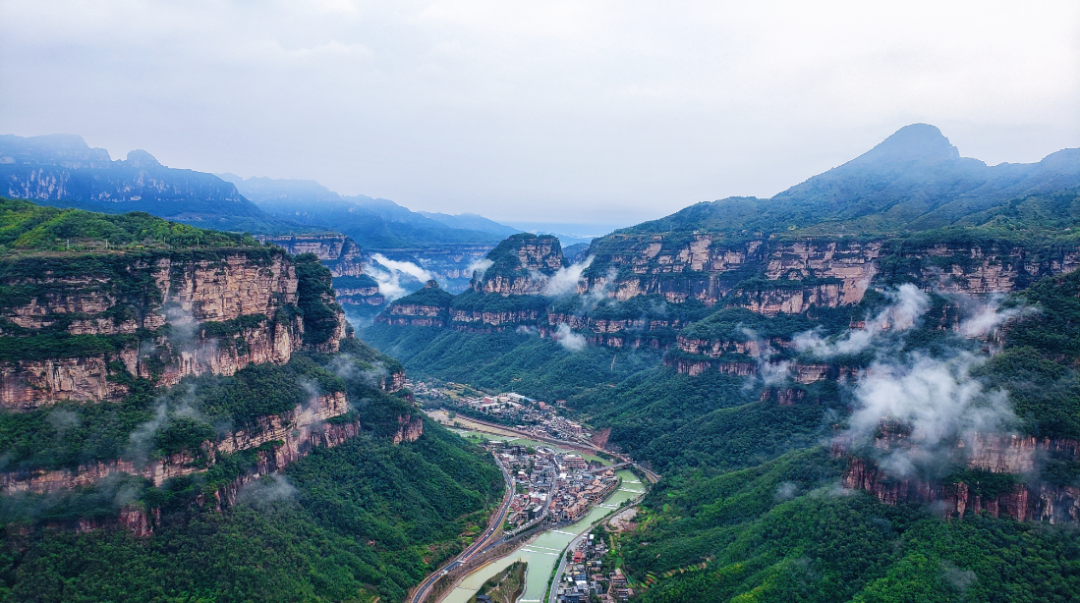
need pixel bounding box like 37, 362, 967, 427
435, 413, 662, 484
408, 459, 515, 603
546, 491, 647, 603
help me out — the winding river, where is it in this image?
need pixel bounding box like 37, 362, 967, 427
441, 427, 644, 603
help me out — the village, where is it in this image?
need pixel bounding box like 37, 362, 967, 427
407, 379, 596, 447
552, 509, 641, 603
480, 440, 620, 530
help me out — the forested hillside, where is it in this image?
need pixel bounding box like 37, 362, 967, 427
0, 198, 504, 602
362, 126, 1080, 601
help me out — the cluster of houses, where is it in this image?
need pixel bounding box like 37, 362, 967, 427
556, 535, 635, 603
409, 380, 595, 442
483, 441, 619, 530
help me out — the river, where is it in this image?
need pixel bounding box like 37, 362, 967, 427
440, 467, 644, 603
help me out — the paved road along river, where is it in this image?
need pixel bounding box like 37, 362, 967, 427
440, 467, 644, 603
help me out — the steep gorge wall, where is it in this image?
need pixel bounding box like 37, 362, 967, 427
589, 237, 1080, 311
257, 234, 366, 278
839, 435, 1080, 523
0, 250, 343, 409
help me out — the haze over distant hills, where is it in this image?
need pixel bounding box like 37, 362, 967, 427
0, 134, 300, 233
615, 124, 1080, 242
217, 173, 513, 250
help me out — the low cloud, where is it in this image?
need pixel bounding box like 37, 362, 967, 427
370, 253, 434, 282
740, 326, 790, 385
554, 323, 587, 352
795, 284, 930, 358
237, 473, 297, 510
543, 255, 593, 297
468, 257, 494, 279
956, 294, 1033, 339
367, 254, 434, 302
846, 352, 1015, 477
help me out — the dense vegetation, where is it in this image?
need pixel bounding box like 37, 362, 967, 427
363, 265, 1080, 601
0, 197, 261, 255
623, 449, 1080, 603
0, 341, 504, 602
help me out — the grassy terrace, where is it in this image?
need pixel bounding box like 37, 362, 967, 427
0, 197, 263, 258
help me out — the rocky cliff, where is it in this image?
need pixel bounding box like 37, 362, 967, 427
586, 237, 1080, 311
471, 233, 566, 296
0, 248, 341, 409
839, 435, 1080, 523
258, 234, 366, 277
1, 391, 351, 493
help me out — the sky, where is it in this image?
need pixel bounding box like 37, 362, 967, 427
1, 1, 1077, 225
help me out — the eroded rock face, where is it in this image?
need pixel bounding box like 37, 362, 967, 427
258, 235, 366, 277
1, 392, 350, 494
154, 254, 298, 320
0, 251, 346, 408
392, 414, 424, 444
840, 435, 1080, 523
473, 234, 565, 296
587, 237, 1080, 308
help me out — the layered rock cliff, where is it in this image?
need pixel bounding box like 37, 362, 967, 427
839, 435, 1080, 523
0, 248, 344, 409
258, 234, 366, 277
1, 391, 351, 493
470, 233, 566, 296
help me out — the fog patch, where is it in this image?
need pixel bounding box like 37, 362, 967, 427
740, 326, 791, 385
237, 473, 297, 510
847, 352, 1016, 477
795, 284, 930, 358
957, 294, 1033, 339
126, 383, 205, 465
941, 561, 977, 592
468, 257, 494, 280
46, 408, 80, 435
367, 254, 434, 302
554, 323, 587, 352
543, 255, 593, 297
774, 481, 798, 501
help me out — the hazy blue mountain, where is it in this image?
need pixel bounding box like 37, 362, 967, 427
619, 124, 1080, 240
222, 174, 508, 250
0, 134, 305, 233
417, 211, 520, 237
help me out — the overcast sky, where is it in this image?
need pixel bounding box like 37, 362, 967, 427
1, 1, 1077, 224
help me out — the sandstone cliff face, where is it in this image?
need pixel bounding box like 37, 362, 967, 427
392, 414, 424, 444
0, 250, 346, 408
1, 392, 350, 494
473, 235, 565, 296
588, 237, 1080, 309
843, 456, 1080, 523
257, 235, 366, 277
840, 435, 1080, 523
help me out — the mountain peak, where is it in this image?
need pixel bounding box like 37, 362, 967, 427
855, 124, 960, 165
125, 149, 162, 168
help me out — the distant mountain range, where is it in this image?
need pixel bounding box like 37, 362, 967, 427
0, 134, 304, 234
616, 124, 1080, 241
217, 173, 516, 250
0, 133, 543, 250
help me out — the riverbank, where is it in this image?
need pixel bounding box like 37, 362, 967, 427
440, 468, 644, 603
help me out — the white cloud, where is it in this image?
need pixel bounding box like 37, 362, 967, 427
795, 284, 930, 358
957, 295, 1033, 339
467, 257, 493, 279
543, 255, 593, 297
554, 323, 587, 352
366, 254, 434, 302
846, 352, 1016, 477
1, 1, 1076, 222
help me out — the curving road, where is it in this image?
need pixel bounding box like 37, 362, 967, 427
408, 459, 514, 603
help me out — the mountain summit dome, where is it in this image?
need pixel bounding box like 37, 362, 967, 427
854, 123, 961, 165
